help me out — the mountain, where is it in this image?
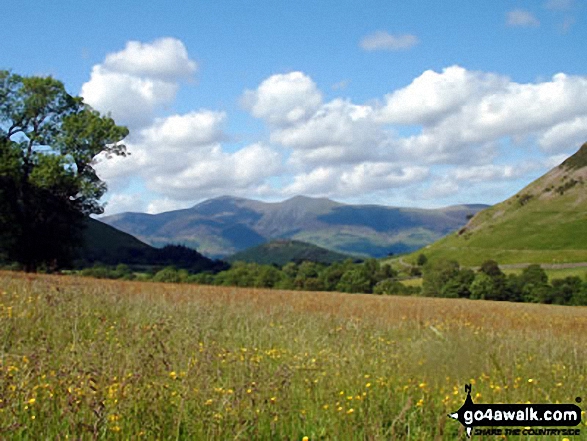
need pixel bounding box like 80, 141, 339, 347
100, 196, 486, 258
413, 143, 587, 266
78, 217, 155, 264
227, 239, 354, 266
76, 218, 226, 272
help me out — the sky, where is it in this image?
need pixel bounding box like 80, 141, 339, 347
2, 0, 587, 215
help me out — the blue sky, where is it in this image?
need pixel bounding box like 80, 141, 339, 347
2, 0, 587, 214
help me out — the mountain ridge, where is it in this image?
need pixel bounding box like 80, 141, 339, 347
101, 195, 487, 258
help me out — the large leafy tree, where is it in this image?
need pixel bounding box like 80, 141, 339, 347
0, 70, 128, 271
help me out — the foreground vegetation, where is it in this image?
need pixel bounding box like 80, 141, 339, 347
79, 255, 587, 306
0, 271, 585, 439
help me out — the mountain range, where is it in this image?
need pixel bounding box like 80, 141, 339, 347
414, 142, 587, 266
100, 196, 487, 259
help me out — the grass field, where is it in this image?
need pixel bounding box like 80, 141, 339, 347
0, 271, 586, 439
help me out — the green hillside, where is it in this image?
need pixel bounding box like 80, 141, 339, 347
76, 218, 226, 272
78, 218, 155, 264
227, 239, 354, 266
409, 143, 587, 266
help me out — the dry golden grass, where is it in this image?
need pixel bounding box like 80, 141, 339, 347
0, 271, 585, 439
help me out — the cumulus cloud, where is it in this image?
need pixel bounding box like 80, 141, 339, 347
360, 31, 419, 51
506, 9, 540, 27
103, 38, 197, 80
275, 99, 385, 167
141, 111, 227, 150
378, 68, 587, 164
85, 39, 283, 211
241, 72, 322, 126
239, 66, 587, 201
538, 116, 587, 152
81, 38, 197, 128
377, 66, 506, 125
103, 193, 146, 215
95, 109, 281, 201
146, 143, 282, 199
283, 163, 428, 197
92, 45, 587, 212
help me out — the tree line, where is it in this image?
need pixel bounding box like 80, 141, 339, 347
80, 258, 420, 295
79, 255, 587, 306
421, 258, 587, 306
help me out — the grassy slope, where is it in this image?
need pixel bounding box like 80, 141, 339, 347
227, 239, 353, 265
406, 144, 587, 266
1, 271, 586, 439
79, 218, 155, 263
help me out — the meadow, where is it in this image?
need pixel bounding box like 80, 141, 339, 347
0, 271, 586, 440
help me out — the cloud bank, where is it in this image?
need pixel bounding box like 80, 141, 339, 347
83, 38, 587, 214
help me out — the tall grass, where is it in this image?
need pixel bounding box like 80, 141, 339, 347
0, 271, 585, 439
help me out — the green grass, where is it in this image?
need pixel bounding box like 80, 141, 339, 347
406, 151, 587, 267
227, 240, 352, 266
1, 272, 586, 439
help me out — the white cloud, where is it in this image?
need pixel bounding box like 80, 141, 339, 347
81, 66, 178, 127
103, 38, 197, 80
377, 66, 506, 125
360, 31, 419, 51
241, 67, 587, 203
103, 193, 146, 215
538, 116, 587, 152
141, 111, 226, 150
420, 179, 460, 200
283, 163, 428, 197
95, 108, 281, 201
453, 164, 523, 183
543, 153, 571, 168
92, 53, 587, 212
274, 99, 384, 166
147, 143, 282, 199
241, 72, 322, 126
146, 198, 192, 214
379, 69, 587, 163
81, 38, 197, 128
506, 9, 540, 27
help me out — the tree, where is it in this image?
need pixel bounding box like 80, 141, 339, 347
479, 260, 503, 278
416, 253, 428, 266
422, 259, 460, 297
0, 70, 128, 270
550, 276, 582, 305
441, 268, 475, 298
477, 260, 507, 301
337, 268, 372, 293
519, 265, 549, 303
469, 273, 494, 300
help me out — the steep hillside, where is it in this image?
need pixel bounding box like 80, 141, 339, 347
101, 196, 486, 258
412, 143, 587, 266
76, 218, 226, 272
227, 240, 354, 266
